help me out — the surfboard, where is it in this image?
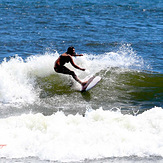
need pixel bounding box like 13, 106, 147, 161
81, 76, 101, 92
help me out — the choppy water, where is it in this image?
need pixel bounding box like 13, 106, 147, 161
0, 0, 162, 162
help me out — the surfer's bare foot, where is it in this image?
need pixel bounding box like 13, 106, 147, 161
81, 81, 87, 90
82, 81, 87, 87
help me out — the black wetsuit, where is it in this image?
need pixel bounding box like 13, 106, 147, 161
54, 55, 75, 76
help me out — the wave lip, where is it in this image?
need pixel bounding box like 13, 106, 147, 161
0, 56, 36, 104
0, 53, 56, 105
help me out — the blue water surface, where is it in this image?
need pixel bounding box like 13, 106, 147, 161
0, 0, 162, 72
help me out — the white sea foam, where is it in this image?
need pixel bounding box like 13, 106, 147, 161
0, 107, 163, 162
0, 53, 57, 104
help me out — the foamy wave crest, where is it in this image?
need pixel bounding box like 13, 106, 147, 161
93, 44, 144, 70
77, 44, 145, 77
0, 107, 163, 162
0, 53, 58, 104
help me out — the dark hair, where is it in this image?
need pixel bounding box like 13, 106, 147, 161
66, 46, 75, 55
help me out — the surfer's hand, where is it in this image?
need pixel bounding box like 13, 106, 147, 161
80, 68, 85, 71
75, 54, 83, 56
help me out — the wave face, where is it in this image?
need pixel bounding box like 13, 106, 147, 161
0, 45, 162, 118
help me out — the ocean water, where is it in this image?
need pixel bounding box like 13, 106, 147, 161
0, 0, 163, 162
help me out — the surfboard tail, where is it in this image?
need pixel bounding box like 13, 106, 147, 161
81, 76, 101, 92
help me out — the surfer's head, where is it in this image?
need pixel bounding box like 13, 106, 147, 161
66, 47, 76, 56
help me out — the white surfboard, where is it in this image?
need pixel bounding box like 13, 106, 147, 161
81, 76, 101, 92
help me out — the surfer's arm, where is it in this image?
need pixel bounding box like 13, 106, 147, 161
69, 57, 85, 71
71, 54, 83, 57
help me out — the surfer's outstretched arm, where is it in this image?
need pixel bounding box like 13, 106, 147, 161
69, 56, 85, 71
71, 54, 83, 57
67, 56, 87, 86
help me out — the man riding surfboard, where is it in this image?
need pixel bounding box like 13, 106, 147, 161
54, 47, 87, 87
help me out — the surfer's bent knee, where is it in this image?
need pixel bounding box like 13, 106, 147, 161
54, 67, 57, 72
69, 71, 76, 77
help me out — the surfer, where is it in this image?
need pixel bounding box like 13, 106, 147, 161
54, 47, 87, 87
